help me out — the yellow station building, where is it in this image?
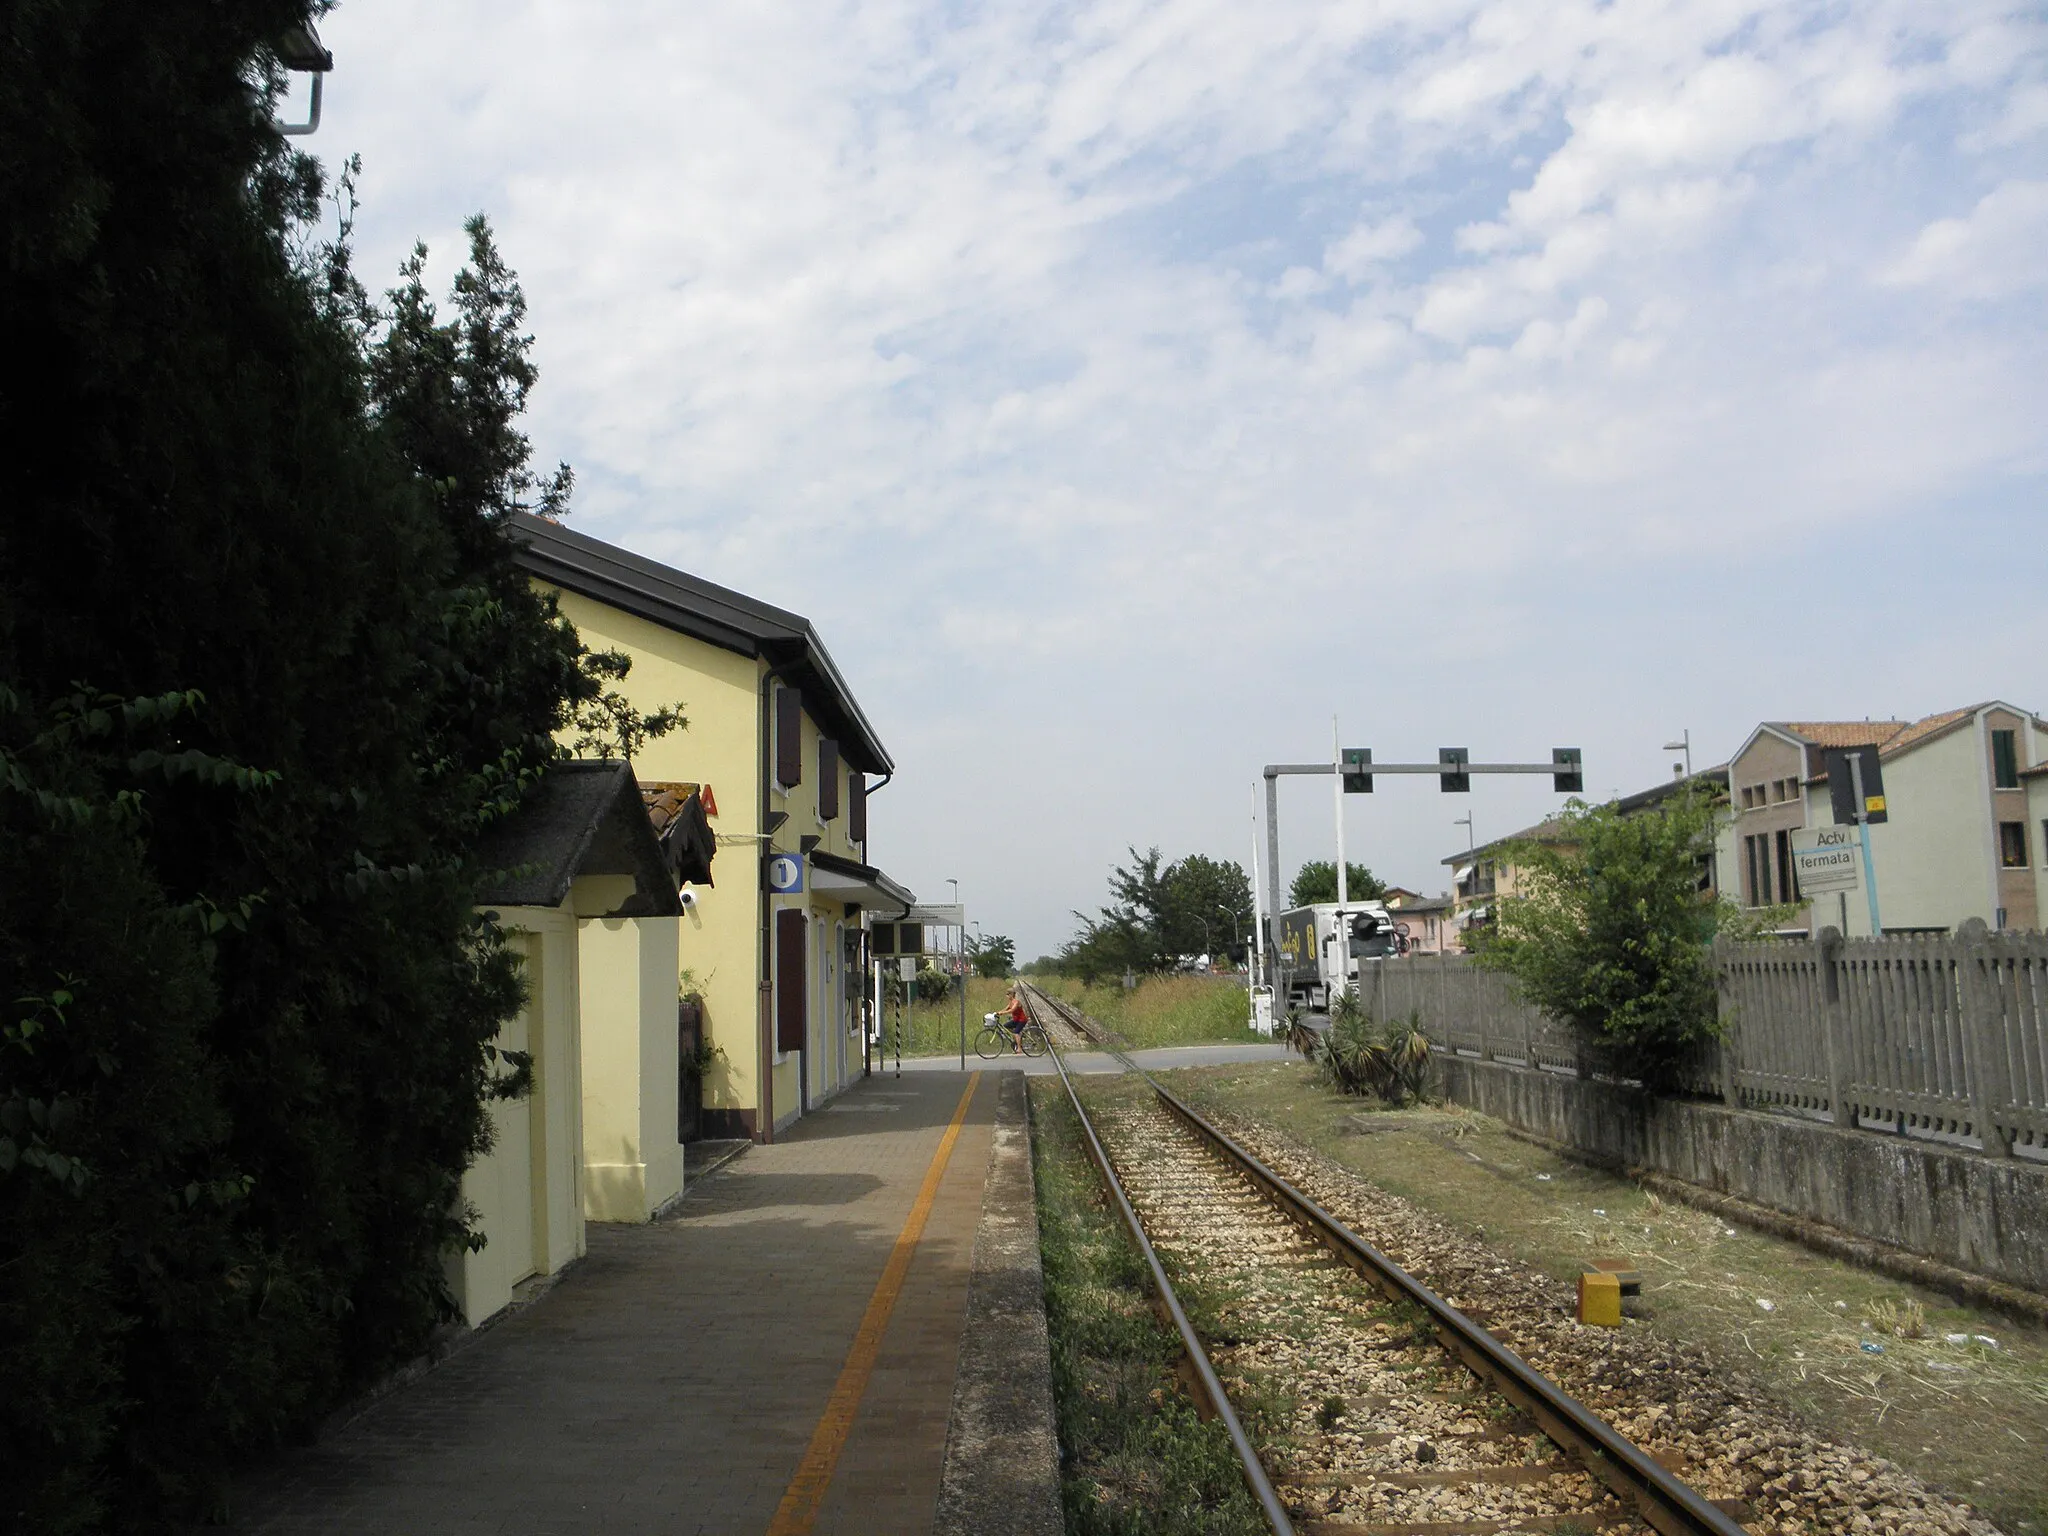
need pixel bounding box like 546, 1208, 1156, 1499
512, 512, 910, 1142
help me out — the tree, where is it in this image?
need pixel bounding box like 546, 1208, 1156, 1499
969, 933, 1017, 977
1060, 847, 1253, 979
1473, 789, 1723, 1091
1288, 860, 1387, 907
0, 15, 647, 1524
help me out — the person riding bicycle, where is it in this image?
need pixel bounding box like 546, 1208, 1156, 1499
1002, 986, 1031, 1055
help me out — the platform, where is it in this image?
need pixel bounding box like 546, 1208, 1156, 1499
222, 1068, 1042, 1536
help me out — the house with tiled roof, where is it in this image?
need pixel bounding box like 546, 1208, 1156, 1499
1719, 703, 2048, 936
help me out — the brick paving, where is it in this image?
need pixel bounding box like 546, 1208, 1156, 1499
223, 1069, 996, 1536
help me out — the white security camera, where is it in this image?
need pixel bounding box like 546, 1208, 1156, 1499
678, 889, 698, 910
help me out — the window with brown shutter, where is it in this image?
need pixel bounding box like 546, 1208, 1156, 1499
818, 738, 839, 820
848, 773, 866, 845
776, 908, 806, 1053
775, 686, 802, 789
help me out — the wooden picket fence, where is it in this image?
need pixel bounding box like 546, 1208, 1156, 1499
1355, 919, 2048, 1161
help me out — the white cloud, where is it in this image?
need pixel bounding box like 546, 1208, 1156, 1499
314, 0, 2048, 955
1881, 180, 2048, 299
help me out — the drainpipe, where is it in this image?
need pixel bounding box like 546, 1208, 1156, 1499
756, 661, 795, 1144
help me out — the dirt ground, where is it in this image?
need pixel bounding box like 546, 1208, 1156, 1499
1162, 1059, 2048, 1536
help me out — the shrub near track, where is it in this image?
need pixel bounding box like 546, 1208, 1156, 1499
1028, 1078, 1266, 1535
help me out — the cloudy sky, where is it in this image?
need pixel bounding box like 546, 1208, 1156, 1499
307, 0, 2047, 959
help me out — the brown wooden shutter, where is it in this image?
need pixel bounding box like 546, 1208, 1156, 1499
818, 739, 839, 820
847, 773, 866, 845
776, 908, 806, 1053
775, 686, 802, 788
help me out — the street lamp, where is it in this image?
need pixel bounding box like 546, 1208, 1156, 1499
271, 22, 333, 137
1663, 731, 1692, 779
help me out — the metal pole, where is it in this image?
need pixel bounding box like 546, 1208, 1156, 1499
900, 968, 910, 1078
1849, 751, 1883, 937
1263, 769, 1282, 989
1332, 718, 1350, 1003
958, 923, 966, 1072
1249, 783, 1266, 1024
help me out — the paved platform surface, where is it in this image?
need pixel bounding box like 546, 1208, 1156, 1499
893, 1040, 1295, 1075
223, 1070, 998, 1536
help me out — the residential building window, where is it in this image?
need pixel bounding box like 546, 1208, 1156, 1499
1745, 834, 1768, 908
1992, 728, 2019, 789
1775, 828, 1796, 903
2000, 821, 2029, 869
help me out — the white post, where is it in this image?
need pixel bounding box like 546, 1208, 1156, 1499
1332, 716, 1350, 1002
1248, 784, 1264, 1026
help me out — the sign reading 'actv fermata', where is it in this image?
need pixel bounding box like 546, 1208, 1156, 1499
1790, 826, 1861, 894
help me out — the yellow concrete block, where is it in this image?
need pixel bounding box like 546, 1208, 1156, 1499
1578, 1269, 1622, 1328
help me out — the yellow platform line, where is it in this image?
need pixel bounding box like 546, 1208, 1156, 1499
766, 1073, 982, 1536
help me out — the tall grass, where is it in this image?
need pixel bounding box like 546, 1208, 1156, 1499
1036, 973, 1264, 1049
887, 975, 1014, 1058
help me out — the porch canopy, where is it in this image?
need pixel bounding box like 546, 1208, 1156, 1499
475, 760, 682, 917
809, 848, 915, 916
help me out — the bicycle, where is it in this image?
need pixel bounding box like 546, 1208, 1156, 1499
975, 1014, 1051, 1059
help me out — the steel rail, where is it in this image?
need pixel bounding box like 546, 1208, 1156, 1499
1148, 1079, 1746, 1536
1030, 993, 1297, 1536
1024, 983, 1742, 1536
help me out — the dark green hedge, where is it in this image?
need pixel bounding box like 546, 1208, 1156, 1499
1, 5, 601, 1528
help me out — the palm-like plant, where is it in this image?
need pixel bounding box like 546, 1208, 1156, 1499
1314, 990, 1431, 1105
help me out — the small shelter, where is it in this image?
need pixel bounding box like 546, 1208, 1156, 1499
457, 761, 684, 1326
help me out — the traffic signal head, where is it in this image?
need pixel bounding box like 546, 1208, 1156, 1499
1439, 747, 1470, 793
1341, 746, 1373, 793
1553, 747, 1583, 794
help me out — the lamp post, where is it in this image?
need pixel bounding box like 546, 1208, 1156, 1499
947, 879, 964, 1069
1663, 731, 1692, 780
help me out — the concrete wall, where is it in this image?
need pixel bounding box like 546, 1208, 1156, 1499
1436, 1055, 2048, 1294
577, 884, 684, 1222
451, 903, 588, 1326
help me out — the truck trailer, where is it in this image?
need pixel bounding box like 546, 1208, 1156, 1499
1276, 901, 1404, 1014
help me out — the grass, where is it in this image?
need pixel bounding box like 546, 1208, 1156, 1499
1034, 973, 1266, 1049
1161, 1058, 2048, 1536
884, 976, 1013, 1058
1028, 1076, 1269, 1536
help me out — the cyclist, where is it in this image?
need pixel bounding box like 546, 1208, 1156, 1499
1002, 986, 1032, 1054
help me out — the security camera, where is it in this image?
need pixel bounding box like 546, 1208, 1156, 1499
678, 889, 698, 910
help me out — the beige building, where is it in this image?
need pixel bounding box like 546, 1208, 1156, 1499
514, 514, 908, 1142
1719, 703, 2048, 936
1383, 891, 1454, 954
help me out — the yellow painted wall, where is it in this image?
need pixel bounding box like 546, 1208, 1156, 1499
543, 582, 880, 1134
449, 902, 587, 1327
549, 587, 765, 1129
574, 879, 683, 1221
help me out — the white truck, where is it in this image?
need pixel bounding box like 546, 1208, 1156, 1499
1276, 901, 1405, 1014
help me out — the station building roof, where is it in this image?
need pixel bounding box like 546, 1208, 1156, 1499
511, 513, 894, 776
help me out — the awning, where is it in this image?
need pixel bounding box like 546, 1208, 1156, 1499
809, 849, 915, 914
1453, 864, 1473, 882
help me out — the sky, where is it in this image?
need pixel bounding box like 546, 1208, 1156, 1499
301, 0, 2048, 960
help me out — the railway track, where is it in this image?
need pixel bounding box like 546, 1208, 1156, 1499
1019, 983, 1748, 1536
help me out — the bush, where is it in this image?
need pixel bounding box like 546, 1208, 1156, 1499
1308, 990, 1430, 1105
0, 11, 612, 1524
1476, 789, 1721, 1092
